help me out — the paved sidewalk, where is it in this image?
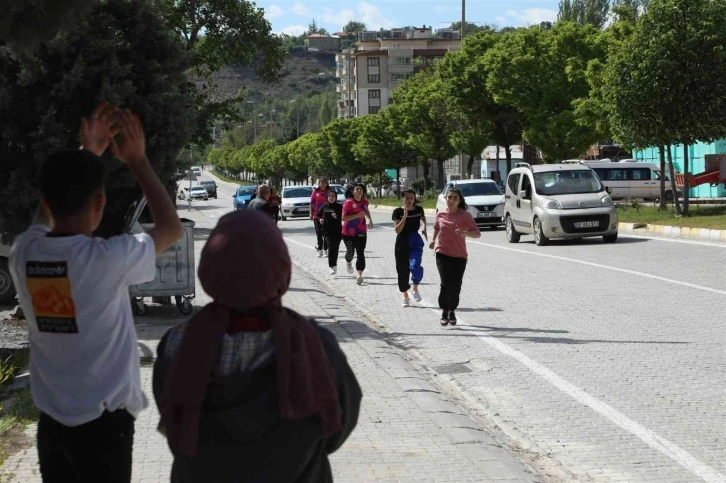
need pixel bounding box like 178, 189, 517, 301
0, 254, 539, 482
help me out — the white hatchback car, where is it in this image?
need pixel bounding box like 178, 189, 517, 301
280, 185, 314, 220
436, 179, 506, 229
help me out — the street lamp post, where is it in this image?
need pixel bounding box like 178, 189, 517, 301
269, 110, 277, 137
289, 100, 299, 138
246, 100, 255, 142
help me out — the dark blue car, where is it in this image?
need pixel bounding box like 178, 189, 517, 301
233, 185, 256, 210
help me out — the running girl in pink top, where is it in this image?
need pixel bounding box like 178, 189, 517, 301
429, 187, 481, 326
342, 183, 373, 285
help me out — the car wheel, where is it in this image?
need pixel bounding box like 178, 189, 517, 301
505, 215, 520, 243
533, 217, 549, 246
603, 233, 618, 243
0, 258, 17, 305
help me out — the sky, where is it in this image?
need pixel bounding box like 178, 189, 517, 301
257, 0, 561, 36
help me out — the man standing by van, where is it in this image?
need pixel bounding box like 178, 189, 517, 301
9, 104, 183, 483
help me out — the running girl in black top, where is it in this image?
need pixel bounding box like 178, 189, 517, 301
318, 190, 343, 275
392, 189, 427, 307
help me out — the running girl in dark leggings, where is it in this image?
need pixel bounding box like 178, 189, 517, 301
318, 190, 343, 275
392, 190, 427, 307
429, 187, 480, 326
310, 177, 331, 258
342, 184, 373, 285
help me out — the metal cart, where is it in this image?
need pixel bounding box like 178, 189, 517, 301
124, 198, 196, 316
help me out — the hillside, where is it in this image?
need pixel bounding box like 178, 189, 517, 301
196, 50, 338, 103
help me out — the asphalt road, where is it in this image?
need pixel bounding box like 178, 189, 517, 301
190, 172, 726, 483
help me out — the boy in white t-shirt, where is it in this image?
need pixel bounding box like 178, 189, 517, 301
9, 104, 183, 483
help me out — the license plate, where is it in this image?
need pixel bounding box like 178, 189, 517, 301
477, 212, 495, 218
294, 208, 307, 214
574, 221, 599, 229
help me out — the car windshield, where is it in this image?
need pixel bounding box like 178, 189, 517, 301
330, 185, 346, 194
201, 182, 214, 187
455, 182, 502, 197
534, 170, 603, 195
283, 187, 313, 198
191, 186, 205, 191
236, 187, 255, 196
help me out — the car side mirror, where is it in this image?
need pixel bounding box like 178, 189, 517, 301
605, 186, 612, 194
518, 190, 527, 199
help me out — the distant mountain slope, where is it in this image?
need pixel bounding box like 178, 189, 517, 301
195, 49, 338, 102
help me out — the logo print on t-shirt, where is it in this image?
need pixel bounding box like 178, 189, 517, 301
26, 261, 78, 334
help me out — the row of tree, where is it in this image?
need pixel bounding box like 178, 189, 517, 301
209, 0, 726, 215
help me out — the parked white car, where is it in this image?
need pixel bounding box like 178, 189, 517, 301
436, 179, 506, 229
329, 184, 347, 203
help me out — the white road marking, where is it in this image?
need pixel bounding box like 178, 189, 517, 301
286, 222, 725, 481
285, 213, 726, 482
368, 208, 724, 248
468, 240, 726, 295
619, 233, 726, 248
368, 223, 724, 295
415, 299, 726, 483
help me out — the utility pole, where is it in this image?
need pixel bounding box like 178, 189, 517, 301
459, 0, 466, 178
461, 0, 466, 39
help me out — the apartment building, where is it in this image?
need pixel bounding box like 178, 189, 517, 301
335, 25, 461, 119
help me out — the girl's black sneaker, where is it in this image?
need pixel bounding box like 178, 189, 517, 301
440, 310, 449, 326
448, 311, 457, 326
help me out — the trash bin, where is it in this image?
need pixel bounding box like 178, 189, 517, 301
124, 198, 196, 316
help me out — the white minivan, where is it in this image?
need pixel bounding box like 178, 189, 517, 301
504, 163, 618, 246
575, 161, 680, 201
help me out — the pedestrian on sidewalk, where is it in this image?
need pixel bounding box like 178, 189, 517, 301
310, 177, 331, 258
429, 187, 480, 326
9, 104, 183, 483
248, 184, 278, 221
318, 190, 343, 275
270, 187, 282, 225
342, 183, 373, 285
153, 210, 362, 483
393, 189, 427, 307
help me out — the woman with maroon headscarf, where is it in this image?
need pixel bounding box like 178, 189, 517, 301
153, 210, 362, 483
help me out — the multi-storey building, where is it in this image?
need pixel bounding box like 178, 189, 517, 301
335, 26, 461, 119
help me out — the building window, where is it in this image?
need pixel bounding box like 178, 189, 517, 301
391, 73, 412, 82
369, 106, 381, 114
369, 89, 381, 99
395, 57, 411, 65
367, 57, 379, 66
368, 74, 380, 83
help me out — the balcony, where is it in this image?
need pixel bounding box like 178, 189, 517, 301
336, 84, 350, 93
